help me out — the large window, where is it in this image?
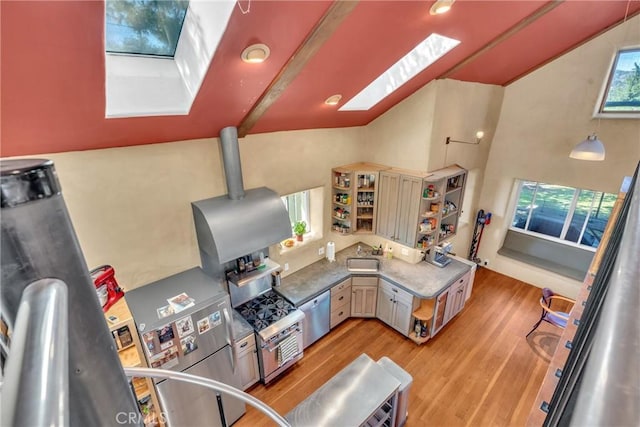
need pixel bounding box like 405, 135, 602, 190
597, 47, 640, 115
281, 190, 311, 234
512, 181, 616, 249
106, 0, 189, 57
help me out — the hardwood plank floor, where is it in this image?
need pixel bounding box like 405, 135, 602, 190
235, 268, 564, 426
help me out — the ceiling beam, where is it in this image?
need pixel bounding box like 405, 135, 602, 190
237, 0, 359, 138
438, 0, 564, 81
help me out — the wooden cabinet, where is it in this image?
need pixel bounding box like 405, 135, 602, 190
444, 270, 470, 325
330, 278, 352, 328
235, 334, 259, 390
417, 165, 467, 249
431, 287, 450, 337
351, 276, 378, 317
332, 163, 388, 235
376, 278, 416, 336
331, 167, 354, 235
376, 171, 400, 240
104, 298, 162, 427
376, 169, 426, 247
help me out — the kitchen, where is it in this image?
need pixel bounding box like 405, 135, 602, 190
1, 1, 639, 426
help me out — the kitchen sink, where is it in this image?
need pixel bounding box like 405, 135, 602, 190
346, 257, 380, 273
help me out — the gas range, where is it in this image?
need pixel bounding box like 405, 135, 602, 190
236, 290, 304, 341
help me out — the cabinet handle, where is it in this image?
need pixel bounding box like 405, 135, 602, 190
240, 342, 248, 348
389, 298, 393, 302
392, 289, 397, 293
339, 311, 344, 316
339, 296, 344, 301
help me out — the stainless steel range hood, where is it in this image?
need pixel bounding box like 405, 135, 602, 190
192, 127, 292, 270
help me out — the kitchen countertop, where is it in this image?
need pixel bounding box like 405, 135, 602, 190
231, 309, 254, 340
285, 353, 400, 426
275, 243, 471, 306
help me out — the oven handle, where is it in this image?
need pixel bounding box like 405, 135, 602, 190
263, 331, 301, 352
223, 308, 236, 373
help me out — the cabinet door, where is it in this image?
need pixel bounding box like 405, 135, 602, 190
237, 347, 259, 390
362, 286, 378, 317
376, 286, 394, 327
445, 275, 468, 324
376, 172, 400, 239
431, 288, 450, 336
351, 287, 365, 317
395, 175, 423, 247
393, 294, 414, 337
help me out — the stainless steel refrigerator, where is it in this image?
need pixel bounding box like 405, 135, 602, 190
126, 267, 245, 426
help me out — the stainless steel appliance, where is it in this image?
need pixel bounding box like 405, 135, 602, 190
1, 159, 141, 426
191, 126, 292, 278
235, 286, 304, 384
125, 267, 245, 427
299, 291, 330, 349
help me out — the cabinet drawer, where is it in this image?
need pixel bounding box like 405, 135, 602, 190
331, 278, 352, 294
235, 334, 256, 356
378, 278, 413, 304
352, 276, 378, 287
330, 305, 350, 328
331, 285, 352, 308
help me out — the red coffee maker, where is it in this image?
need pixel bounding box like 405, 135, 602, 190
90, 265, 124, 312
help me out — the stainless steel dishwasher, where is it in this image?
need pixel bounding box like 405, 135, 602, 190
299, 291, 330, 349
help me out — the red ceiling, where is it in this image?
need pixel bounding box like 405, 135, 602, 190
1, 1, 637, 157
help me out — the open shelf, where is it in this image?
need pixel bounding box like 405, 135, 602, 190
334, 185, 351, 191
333, 215, 350, 221
441, 210, 458, 220
119, 345, 143, 368
446, 186, 462, 195
227, 258, 281, 287
333, 201, 351, 207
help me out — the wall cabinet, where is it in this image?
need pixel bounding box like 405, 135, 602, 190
235, 334, 259, 390
376, 278, 417, 336
104, 299, 162, 427
377, 170, 426, 247
351, 276, 378, 317
332, 163, 389, 235
417, 165, 467, 250
330, 278, 352, 328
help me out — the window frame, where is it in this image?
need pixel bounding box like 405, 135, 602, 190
509, 180, 615, 252
281, 190, 311, 235
594, 45, 640, 119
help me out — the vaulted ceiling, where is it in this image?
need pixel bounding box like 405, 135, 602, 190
1, 0, 638, 157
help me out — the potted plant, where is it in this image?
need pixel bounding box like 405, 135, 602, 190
293, 221, 307, 242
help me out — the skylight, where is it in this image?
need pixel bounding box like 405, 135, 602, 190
105, 0, 189, 57
597, 47, 640, 115
340, 33, 460, 111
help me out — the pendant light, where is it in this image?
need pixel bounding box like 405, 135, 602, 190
569, 133, 606, 161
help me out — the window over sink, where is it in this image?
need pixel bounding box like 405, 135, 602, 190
279, 186, 324, 252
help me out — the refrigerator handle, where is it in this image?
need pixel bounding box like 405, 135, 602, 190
223, 308, 236, 373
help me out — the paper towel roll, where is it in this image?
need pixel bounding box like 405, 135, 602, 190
326, 241, 336, 262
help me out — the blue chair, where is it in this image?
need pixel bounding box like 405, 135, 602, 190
526, 287, 575, 338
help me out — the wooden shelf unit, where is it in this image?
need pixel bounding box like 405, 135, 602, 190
104, 298, 163, 427
331, 162, 389, 235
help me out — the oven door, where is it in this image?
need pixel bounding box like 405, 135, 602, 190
259, 331, 304, 384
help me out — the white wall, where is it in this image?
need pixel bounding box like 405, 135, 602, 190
477, 15, 640, 298
41, 127, 364, 290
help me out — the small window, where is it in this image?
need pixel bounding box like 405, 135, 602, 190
105, 0, 189, 57
511, 181, 616, 249
598, 47, 640, 115
281, 191, 311, 234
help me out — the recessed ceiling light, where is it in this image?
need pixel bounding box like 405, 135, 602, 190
241, 43, 270, 63
430, 0, 455, 15
325, 94, 342, 105
339, 33, 460, 111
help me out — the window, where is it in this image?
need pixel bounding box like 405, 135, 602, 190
597, 47, 640, 116
105, 0, 189, 57
281, 191, 311, 233
511, 181, 616, 249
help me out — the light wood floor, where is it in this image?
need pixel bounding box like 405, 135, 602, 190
236, 267, 565, 426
